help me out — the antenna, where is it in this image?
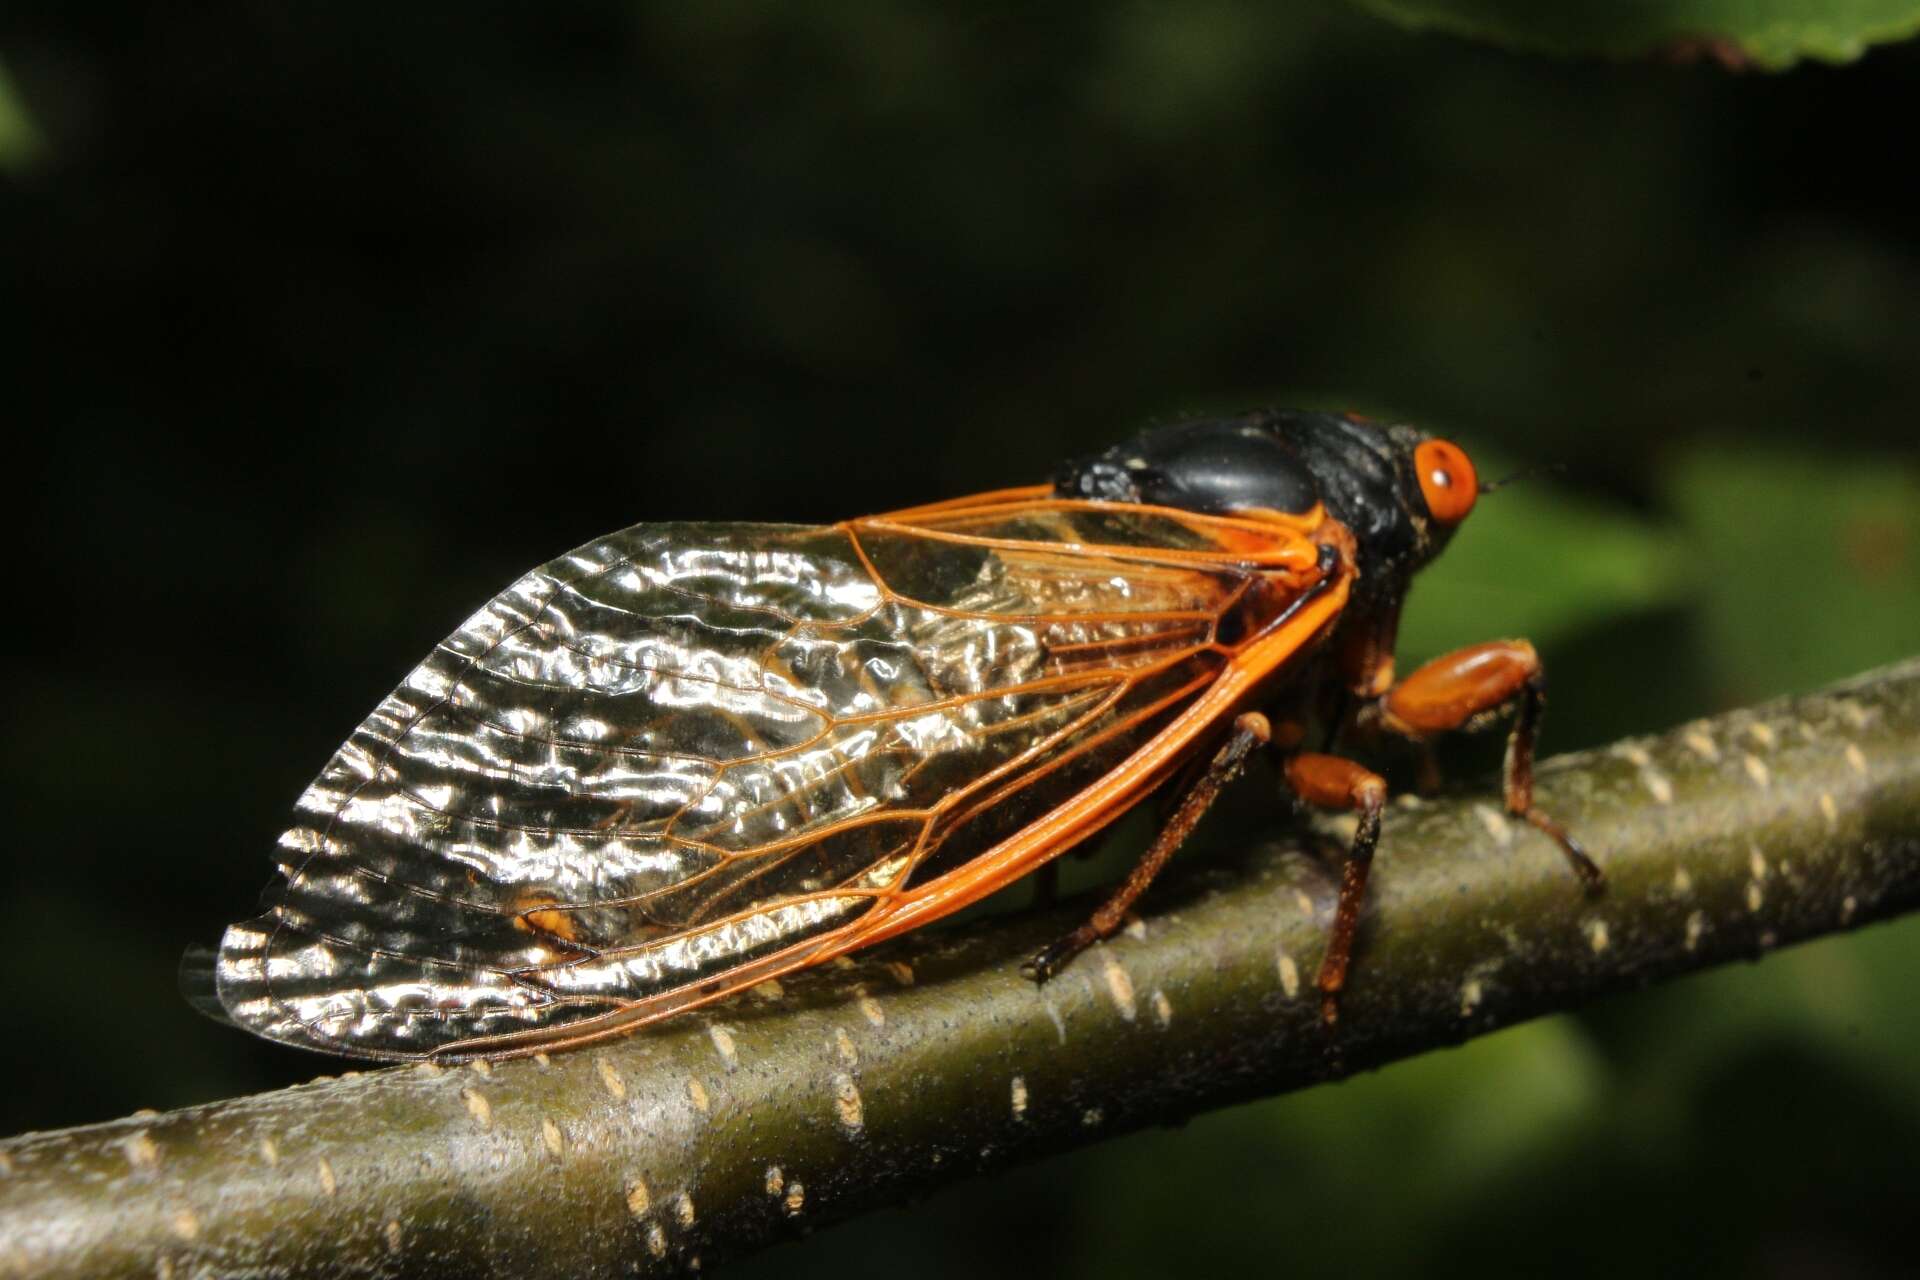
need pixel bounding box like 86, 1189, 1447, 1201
1479, 461, 1566, 495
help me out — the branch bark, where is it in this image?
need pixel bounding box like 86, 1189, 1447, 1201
5, 659, 1920, 1279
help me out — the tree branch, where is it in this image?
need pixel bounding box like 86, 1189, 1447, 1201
5, 659, 1919, 1279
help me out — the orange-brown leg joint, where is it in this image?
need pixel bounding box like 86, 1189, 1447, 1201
1284, 752, 1388, 1027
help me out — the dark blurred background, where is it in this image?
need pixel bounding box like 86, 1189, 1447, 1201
2, 4, 1917, 1277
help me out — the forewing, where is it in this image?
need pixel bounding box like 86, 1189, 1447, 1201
202, 509, 1306, 1059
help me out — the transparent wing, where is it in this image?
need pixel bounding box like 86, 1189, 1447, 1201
198, 503, 1326, 1059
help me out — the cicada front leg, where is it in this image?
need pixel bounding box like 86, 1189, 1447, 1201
1369, 638, 1602, 891
1294, 639, 1602, 1027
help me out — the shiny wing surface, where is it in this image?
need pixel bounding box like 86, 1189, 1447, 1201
203, 505, 1325, 1059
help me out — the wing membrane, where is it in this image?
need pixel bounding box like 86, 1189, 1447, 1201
202, 502, 1330, 1059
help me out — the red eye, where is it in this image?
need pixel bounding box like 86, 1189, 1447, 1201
1414, 439, 1478, 525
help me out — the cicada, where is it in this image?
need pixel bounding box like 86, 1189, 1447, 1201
188, 409, 1599, 1061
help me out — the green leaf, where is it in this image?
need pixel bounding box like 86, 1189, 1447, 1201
1398, 462, 1684, 670
1062, 1018, 1607, 1278
1665, 445, 1920, 704
1349, 0, 1920, 69
0, 56, 46, 172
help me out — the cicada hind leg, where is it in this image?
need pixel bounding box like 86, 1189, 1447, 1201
1022, 712, 1274, 983
1290, 638, 1603, 1026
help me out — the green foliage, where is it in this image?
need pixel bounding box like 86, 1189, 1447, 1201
0, 57, 44, 171
1406, 442, 1919, 706
1669, 447, 1920, 703
1351, 0, 1920, 68
1399, 453, 1683, 668
1063, 1019, 1607, 1277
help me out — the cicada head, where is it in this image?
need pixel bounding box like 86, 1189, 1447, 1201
1053, 408, 1479, 599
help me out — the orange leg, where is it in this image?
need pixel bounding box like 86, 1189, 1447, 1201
1024, 712, 1273, 982
1376, 639, 1603, 889
1284, 752, 1387, 1026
